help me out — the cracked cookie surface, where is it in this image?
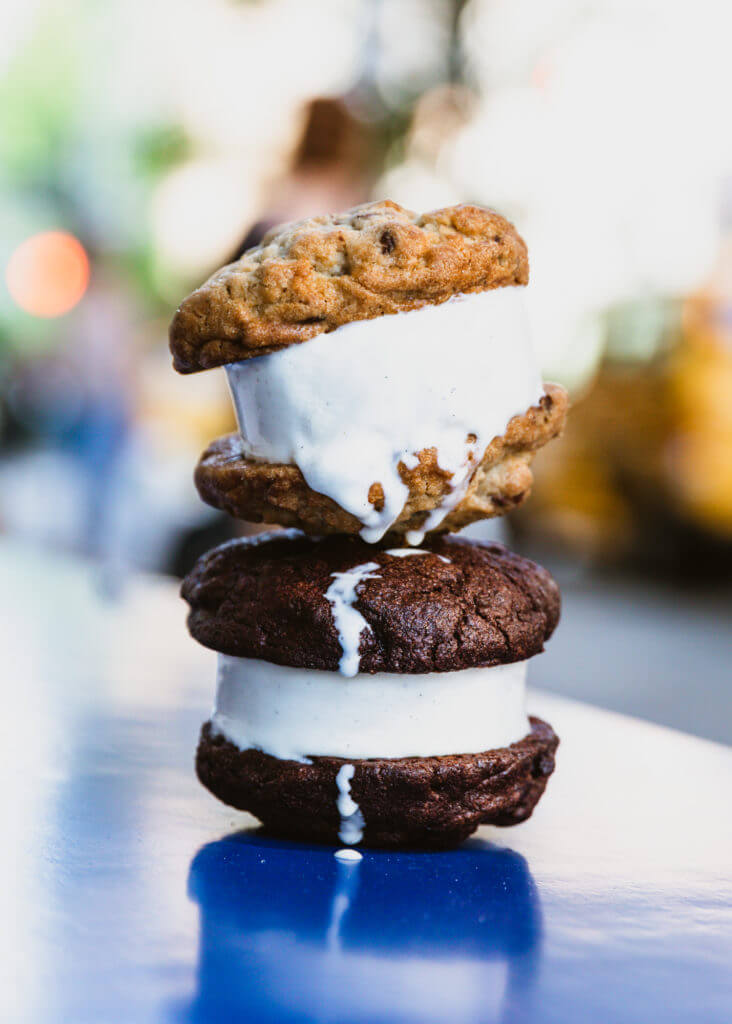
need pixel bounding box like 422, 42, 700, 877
169, 200, 528, 372
194, 384, 567, 538
181, 531, 560, 674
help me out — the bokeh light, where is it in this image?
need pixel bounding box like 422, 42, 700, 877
6, 231, 90, 318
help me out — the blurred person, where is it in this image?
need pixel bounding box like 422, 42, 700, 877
228, 96, 377, 259
1, 258, 134, 556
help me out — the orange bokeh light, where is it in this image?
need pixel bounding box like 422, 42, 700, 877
6, 230, 90, 318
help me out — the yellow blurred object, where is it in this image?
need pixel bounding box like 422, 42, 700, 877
669, 285, 732, 536
515, 256, 732, 569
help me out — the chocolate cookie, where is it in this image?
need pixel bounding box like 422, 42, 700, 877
195, 717, 558, 848
195, 385, 567, 537
181, 532, 560, 673
169, 201, 528, 373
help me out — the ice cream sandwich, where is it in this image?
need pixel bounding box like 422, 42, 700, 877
171, 200, 565, 849
171, 202, 567, 543
182, 531, 559, 848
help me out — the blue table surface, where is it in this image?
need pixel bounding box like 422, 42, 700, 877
3, 541, 731, 1024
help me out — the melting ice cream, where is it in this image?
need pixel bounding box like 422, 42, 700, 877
225, 286, 542, 543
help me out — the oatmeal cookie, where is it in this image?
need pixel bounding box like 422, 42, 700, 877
170, 201, 528, 372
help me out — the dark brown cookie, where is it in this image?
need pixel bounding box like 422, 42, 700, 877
195, 385, 567, 537
195, 717, 558, 848
169, 201, 528, 373
181, 532, 560, 673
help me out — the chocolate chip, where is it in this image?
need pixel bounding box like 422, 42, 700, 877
380, 230, 396, 254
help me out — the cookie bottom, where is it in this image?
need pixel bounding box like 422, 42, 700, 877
193, 385, 567, 539
196, 717, 558, 849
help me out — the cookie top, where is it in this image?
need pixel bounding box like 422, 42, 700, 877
169, 201, 528, 373
182, 532, 560, 673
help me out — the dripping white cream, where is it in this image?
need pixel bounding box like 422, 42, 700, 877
335, 764, 365, 846
225, 286, 543, 543
324, 562, 381, 677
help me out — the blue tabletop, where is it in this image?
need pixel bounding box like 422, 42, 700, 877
3, 541, 731, 1024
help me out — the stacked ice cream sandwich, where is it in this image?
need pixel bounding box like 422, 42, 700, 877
171, 201, 567, 848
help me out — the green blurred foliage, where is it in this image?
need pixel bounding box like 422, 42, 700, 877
133, 124, 193, 183
0, 8, 81, 180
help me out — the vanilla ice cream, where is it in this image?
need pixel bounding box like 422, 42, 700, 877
210, 655, 530, 762
225, 286, 542, 543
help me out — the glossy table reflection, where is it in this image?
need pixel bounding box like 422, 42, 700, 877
3, 541, 731, 1024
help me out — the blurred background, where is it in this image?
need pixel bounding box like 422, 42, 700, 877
1, 0, 730, 738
